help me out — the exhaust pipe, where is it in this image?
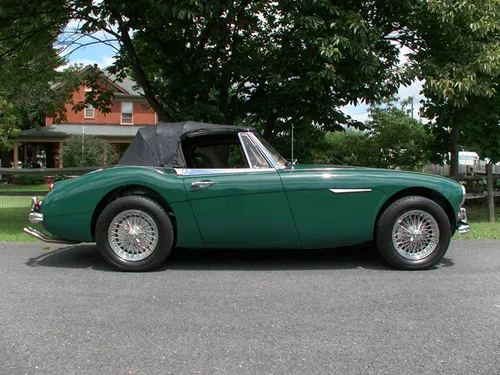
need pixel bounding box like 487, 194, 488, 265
23, 227, 81, 245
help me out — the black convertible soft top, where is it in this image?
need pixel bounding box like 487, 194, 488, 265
117, 121, 253, 168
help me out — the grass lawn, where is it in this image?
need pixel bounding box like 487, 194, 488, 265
452, 205, 500, 240
0, 195, 499, 242
0, 184, 48, 193
0, 196, 45, 242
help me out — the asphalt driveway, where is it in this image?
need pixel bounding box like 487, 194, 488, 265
0, 240, 499, 375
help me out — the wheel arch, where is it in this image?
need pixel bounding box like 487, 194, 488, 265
91, 184, 177, 243
374, 187, 456, 237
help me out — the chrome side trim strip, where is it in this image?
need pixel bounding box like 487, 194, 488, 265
329, 188, 372, 194
182, 168, 276, 176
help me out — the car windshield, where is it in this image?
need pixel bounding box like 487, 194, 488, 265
253, 133, 289, 168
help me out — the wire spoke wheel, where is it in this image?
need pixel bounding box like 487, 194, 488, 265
392, 209, 440, 261
108, 209, 159, 262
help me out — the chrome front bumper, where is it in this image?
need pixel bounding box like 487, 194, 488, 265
457, 207, 470, 235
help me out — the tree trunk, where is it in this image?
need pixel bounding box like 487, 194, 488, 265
117, 19, 173, 122
1, 150, 12, 168
487, 163, 495, 223
263, 113, 277, 139
449, 111, 461, 176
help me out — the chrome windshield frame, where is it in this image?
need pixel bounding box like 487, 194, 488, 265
174, 131, 288, 176
246, 132, 288, 170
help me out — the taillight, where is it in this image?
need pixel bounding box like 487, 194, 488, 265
31, 196, 41, 212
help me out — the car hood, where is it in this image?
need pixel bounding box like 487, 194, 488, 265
279, 164, 463, 203
287, 164, 456, 182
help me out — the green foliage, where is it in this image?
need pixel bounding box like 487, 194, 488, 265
8, 0, 420, 139
326, 130, 378, 167
406, 0, 500, 174
120, 0, 412, 137
3, 0, 500, 168
271, 126, 333, 164
54, 174, 69, 182
367, 106, 434, 170
454, 80, 500, 164
325, 106, 433, 170
0, 99, 19, 151
0, 0, 80, 154
60, 135, 118, 167
16, 175, 45, 185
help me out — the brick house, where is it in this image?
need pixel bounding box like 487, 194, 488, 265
13, 66, 158, 168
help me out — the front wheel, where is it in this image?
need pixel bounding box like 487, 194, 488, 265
95, 196, 174, 271
375, 196, 451, 270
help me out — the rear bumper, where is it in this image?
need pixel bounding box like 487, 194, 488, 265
24, 196, 81, 245
23, 227, 81, 245
29, 212, 43, 224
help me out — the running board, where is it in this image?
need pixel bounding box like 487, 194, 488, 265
23, 227, 81, 245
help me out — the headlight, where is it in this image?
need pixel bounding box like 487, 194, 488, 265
460, 184, 466, 206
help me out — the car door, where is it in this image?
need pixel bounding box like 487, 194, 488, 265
182, 132, 300, 248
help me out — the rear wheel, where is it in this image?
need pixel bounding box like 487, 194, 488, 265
375, 196, 451, 270
95, 196, 174, 271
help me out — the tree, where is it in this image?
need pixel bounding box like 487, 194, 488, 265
6, 0, 499, 170
60, 135, 118, 167
461, 90, 500, 164
406, 0, 500, 175
366, 105, 433, 170
326, 105, 433, 170
117, 0, 415, 138
0, 0, 81, 166
2, 0, 418, 139
326, 129, 379, 167
0, 100, 18, 152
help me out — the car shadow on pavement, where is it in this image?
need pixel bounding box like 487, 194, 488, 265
25, 243, 455, 272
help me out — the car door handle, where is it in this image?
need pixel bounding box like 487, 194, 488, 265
191, 180, 214, 188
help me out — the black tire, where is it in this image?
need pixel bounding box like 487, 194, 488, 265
95, 195, 174, 272
375, 196, 451, 270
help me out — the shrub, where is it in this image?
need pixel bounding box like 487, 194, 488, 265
54, 174, 69, 182
17, 175, 45, 185
60, 135, 118, 167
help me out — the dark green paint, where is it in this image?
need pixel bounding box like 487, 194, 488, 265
183, 170, 300, 247
279, 166, 464, 247
36, 164, 465, 249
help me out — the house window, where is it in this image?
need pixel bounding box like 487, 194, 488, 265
121, 102, 133, 124
84, 104, 94, 118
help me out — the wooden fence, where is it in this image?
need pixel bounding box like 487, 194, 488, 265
425, 162, 500, 176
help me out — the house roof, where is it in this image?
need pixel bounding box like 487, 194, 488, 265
51, 65, 145, 98
110, 74, 144, 96
15, 124, 147, 142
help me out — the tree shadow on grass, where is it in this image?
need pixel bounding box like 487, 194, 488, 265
25, 242, 455, 272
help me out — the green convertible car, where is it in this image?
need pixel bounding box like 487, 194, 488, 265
24, 121, 470, 271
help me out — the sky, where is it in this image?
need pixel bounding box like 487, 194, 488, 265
64, 35, 424, 122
